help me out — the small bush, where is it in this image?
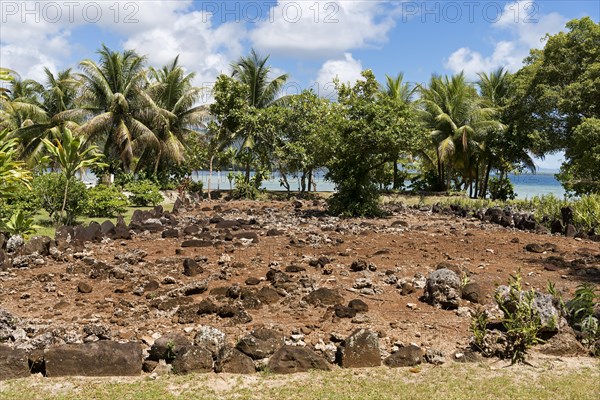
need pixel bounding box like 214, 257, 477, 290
86, 185, 129, 217
33, 173, 88, 225
572, 194, 600, 233
231, 173, 259, 200
188, 180, 203, 194
0, 209, 38, 238
488, 176, 516, 201
125, 180, 163, 207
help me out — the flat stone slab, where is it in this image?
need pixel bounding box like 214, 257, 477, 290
44, 341, 142, 377
0, 345, 30, 381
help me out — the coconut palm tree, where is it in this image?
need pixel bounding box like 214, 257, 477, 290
477, 67, 535, 198
229, 49, 288, 182
143, 56, 208, 175
419, 72, 501, 192
0, 72, 48, 134
381, 73, 418, 189
75, 45, 159, 172
12, 68, 81, 165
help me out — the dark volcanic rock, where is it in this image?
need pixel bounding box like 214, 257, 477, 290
149, 334, 191, 361
350, 259, 367, 272
0, 345, 30, 380
348, 299, 369, 313
337, 329, 381, 368
181, 239, 213, 248
255, 287, 282, 305
171, 346, 213, 374
304, 288, 344, 307
268, 345, 330, 374
100, 220, 115, 236
215, 347, 256, 374
461, 282, 483, 304
162, 229, 180, 238
234, 231, 260, 243
183, 258, 203, 277
22, 236, 52, 256
77, 281, 93, 294
236, 329, 284, 360
334, 304, 357, 318
384, 345, 423, 368
44, 342, 142, 377
245, 277, 261, 286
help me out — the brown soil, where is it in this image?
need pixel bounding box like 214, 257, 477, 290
2, 199, 599, 357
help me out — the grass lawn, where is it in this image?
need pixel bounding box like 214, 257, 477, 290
0, 361, 599, 400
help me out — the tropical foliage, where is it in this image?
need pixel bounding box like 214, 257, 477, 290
0, 17, 598, 218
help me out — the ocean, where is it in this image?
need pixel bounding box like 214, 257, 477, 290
190, 170, 567, 199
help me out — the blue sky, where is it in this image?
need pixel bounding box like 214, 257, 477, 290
1, 1, 598, 169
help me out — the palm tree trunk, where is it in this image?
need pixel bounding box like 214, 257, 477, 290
60, 177, 69, 225
393, 160, 399, 190
481, 160, 492, 199
245, 162, 251, 183
208, 155, 214, 200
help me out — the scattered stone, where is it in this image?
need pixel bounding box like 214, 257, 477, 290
384, 345, 423, 368
149, 334, 191, 361
44, 342, 142, 377
304, 288, 344, 307
194, 326, 226, 357
215, 347, 256, 374
424, 268, 462, 309
237, 329, 284, 360
181, 240, 213, 248
171, 346, 213, 374
337, 329, 381, 368
22, 236, 52, 257
245, 277, 261, 286
334, 304, 357, 319
183, 258, 204, 277
268, 345, 330, 374
77, 281, 93, 294
0, 345, 30, 380
350, 259, 367, 272
424, 349, 445, 365
461, 282, 483, 304
348, 299, 369, 313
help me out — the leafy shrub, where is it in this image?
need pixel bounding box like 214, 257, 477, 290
0, 185, 39, 219
125, 180, 163, 207
231, 173, 259, 200
495, 274, 545, 364
85, 185, 129, 217
488, 176, 516, 201
188, 180, 203, 194
33, 173, 88, 225
530, 194, 567, 227
572, 194, 600, 233
0, 209, 38, 238
564, 283, 600, 355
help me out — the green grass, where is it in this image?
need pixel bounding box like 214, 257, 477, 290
1, 362, 599, 400
31, 201, 174, 238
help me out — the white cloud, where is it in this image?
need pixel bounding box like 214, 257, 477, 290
444, 1, 567, 79
314, 53, 363, 96
250, 1, 397, 57
0, 1, 244, 88
123, 11, 245, 88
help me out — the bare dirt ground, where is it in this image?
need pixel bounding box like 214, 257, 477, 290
1, 199, 599, 360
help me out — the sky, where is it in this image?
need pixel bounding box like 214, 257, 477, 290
1, 0, 599, 170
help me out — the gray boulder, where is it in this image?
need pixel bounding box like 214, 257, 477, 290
424, 268, 461, 309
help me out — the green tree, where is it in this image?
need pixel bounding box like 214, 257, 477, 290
0, 129, 32, 198
511, 17, 600, 193
228, 49, 288, 182
42, 127, 106, 224
76, 45, 159, 172
419, 72, 501, 193
325, 70, 413, 216
143, 56, 209, 177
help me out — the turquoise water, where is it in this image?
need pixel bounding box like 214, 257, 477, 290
79, 169, 566, 199
191, 170, 567, 199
